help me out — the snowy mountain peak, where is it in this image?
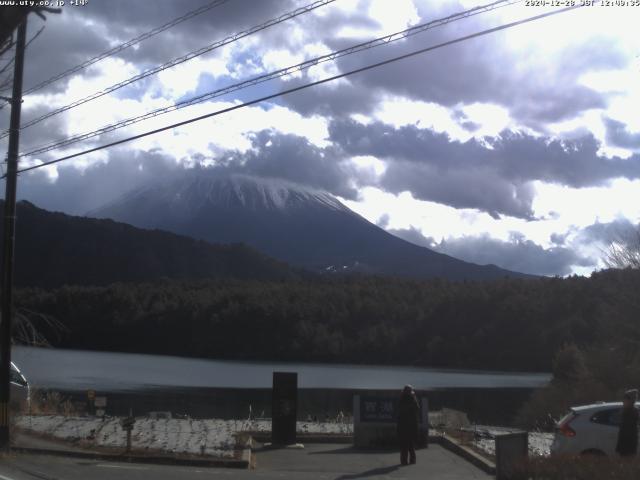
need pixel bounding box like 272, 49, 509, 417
89, 170, 531, 281
159, 172, 350, 213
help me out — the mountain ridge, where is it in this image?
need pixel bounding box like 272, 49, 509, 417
90, 171, 534, 280
3, 200, 298, 288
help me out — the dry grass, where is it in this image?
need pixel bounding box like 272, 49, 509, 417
510, 455, 640, 480
28, 389, 78, 416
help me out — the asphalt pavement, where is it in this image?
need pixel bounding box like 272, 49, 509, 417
0, 443, 492, 480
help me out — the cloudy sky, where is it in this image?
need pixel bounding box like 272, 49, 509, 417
3, 0, 640, 276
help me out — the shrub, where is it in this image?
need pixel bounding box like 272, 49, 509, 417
28, 389, 78, 416
510, 455, 640, 480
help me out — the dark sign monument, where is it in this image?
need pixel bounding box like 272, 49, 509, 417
272, 371, 297, 445
354, 394, 429, 448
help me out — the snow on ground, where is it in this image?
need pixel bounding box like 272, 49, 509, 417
17, 414, 554, 460
243, 418, 353, 435
467, 425, 554, 457
15, 415, 353, 458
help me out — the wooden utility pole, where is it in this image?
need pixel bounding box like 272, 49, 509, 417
0, 16, 27, 450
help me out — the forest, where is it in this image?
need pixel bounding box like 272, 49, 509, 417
14, 267, 640, 374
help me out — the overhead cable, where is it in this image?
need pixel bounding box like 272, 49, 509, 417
9, 3, 585, 178
0, 0, 336, 140
20, 0, 521, 158
22, 0, 233, 95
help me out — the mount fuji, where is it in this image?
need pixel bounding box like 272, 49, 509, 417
89, 171, 531, 280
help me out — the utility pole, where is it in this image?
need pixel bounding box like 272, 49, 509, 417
0, 16, 27, 450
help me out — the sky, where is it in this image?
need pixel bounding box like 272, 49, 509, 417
2, 0, 640, 277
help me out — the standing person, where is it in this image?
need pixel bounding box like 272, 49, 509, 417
397, 385, 420, 465
616, 389, 638, 458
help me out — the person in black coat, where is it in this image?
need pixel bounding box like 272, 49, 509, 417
397, 385, 420, 465
616, 389, 638, 457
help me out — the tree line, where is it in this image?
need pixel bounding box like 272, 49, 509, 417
14, 268, 640, 373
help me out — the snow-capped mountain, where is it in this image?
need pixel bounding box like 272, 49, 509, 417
89, 171, 531, 280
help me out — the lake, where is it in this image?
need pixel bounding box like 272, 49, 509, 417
13, 346, 550, 392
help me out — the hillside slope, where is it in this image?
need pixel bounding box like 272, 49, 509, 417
3, 200, 297, 288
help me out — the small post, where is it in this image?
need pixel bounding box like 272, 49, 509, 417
120, 409, 135, 454
87, 389, 96, 416
420, 396, 429, 447
126, 428, 132, 453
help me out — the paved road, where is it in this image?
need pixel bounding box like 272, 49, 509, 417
0, 443, 491, 479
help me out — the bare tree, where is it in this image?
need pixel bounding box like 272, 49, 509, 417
6, 308, 67, 347
604, 225, 640, 269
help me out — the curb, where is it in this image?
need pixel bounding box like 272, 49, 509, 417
430, 434, 496, 475
249, 433, 353, 444
10, 446, 250, 469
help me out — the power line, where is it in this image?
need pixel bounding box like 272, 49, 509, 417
0, 54, 15, 79
20, 0, 233, 95
0, 26, 45, 109
9, 3, 585, 178
20, 0, 522, 159
0, 0, 337, 140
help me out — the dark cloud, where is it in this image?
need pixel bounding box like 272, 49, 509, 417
332, 120, 640, 187
6, 0, 375, 143
550, 231, 569, 246
222, 130, 358, 199
604, 117, 640, 150
17, 149, 179, 215
388, 226, 434, 248
20, 12, 113, 96
276, 2, 625, 126
11, 0, 631, 142
376, 212, 390, 228
3, 100, 74, 151
389, 227, 595, 276
330, 119, 640, 218
17, 0, 298, 99
274, 79, 379, 118
17, 130, 358, 214
382, 161, 536, 219
578, 218, 638, 246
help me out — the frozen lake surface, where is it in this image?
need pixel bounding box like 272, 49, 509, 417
13, 346, 550, 392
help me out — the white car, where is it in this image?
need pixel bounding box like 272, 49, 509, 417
551, 402, 639, 456
10, 361, 30, 411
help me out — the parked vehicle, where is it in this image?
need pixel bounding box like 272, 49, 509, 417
551, 402, 640, 456
10, 361, 30, 411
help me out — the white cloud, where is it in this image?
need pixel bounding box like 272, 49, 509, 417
343, 179, 640, 275
374, 97, 469, 140
532, 179, 640, 228
155, 56, 227, 99
460, 103, 511, 137
261, 49, 305, 78
125, 101, 330, 162
368, 0, 419, 34
23, 57, 140, 114
349, 155, 387, 185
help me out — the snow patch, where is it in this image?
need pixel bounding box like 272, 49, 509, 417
466, 425, 553, 457
102, 173, 350, 214
16, 415, 353, 457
